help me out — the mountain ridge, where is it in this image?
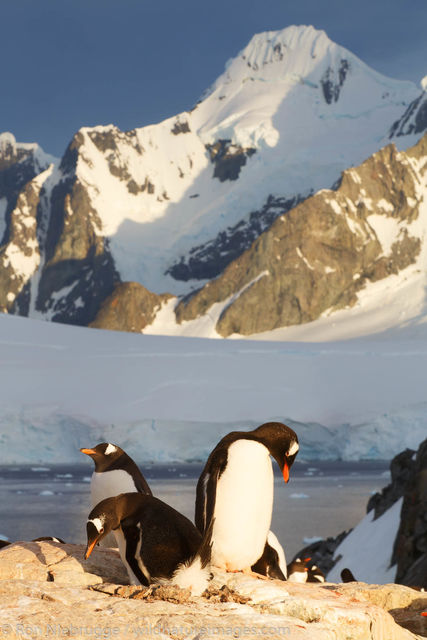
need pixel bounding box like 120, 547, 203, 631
0, 25, 426, 338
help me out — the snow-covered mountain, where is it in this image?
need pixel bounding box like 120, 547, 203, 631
1, 25, 426, 336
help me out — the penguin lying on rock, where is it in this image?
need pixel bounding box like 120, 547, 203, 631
287, 557, 325, 583
251, 530, 287, 580
287, 558, 309, 582
85, 492, 213, 596
195, 422, 299, 574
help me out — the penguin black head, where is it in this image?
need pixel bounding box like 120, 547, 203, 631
252, 422, 299, 483
84, 495, 122, 559
80, 442, 127, 472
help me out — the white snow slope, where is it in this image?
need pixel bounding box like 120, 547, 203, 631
0, 311, 426, 465
327, 498, 403, 584
50, 26, 420, 296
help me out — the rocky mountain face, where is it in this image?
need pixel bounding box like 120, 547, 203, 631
90, 282, 171, 333
1, 26, 427, 336
176, 134, 427, 336
298, 437, 427, 590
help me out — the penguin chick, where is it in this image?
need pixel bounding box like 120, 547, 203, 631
85, 492, 212, 596
195, 422, 299, 573
251, 530, 287, 580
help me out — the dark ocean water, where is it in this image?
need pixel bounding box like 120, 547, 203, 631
0, 460, 390, 560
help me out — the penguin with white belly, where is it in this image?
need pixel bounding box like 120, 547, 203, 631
195, 421, 299, 573
80, 442, 152, 506
80, 443, 152, 548
251, 530, 287, 580
85, 492, 213, 595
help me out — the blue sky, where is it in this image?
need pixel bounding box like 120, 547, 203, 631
1, 0, 426, 157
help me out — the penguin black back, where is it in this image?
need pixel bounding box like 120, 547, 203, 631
195, 422, 299, 533
85, 492, 212, 595
80, 442, 152, 496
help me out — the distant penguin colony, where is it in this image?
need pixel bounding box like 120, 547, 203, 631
194, 422, 299, 573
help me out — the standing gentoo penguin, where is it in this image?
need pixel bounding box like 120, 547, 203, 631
195, 421, 299, 572
85, 492, 212, 595
251, 530, 287, 580
80, 443, 152, 507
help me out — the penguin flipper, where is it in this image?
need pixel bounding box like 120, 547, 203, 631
195, 448, 228, 533
134, 471, 153, 497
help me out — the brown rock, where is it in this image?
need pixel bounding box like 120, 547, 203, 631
90, 281, 172, 332
0, 541, 128, 585
175, 135, 426, 336
0, 542, 421, 640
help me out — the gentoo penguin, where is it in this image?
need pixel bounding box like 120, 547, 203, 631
32, 536, 66, 544
85, 492, 212, 596
287, 558, 308, 583
341, 567, 357, 583
251, 530, 287, 580
195, 421, 299, 572
80, 443, 152, 507
307, 564, 325, 583
81, 443, 152, 548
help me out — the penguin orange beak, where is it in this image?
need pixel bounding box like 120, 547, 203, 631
80, 448, 96, 456
84, 538, 98, 560
283, 462, 289, 483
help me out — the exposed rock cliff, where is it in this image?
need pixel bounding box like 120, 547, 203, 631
175, 134, 426, 336
90, 281, 172, 332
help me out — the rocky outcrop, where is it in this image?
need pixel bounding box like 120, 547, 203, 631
294, 438, 427, 591
90, 281, 172, 332
206, 139, 256, 182
35, 133, 121, 325
166, 194, 302, 281
176, 136, 425, 336
321, 59, 350, 104
390, 92, 427, 138
0, 170, 47, 313
392, 438, 427, 588
0, 541, 422, 639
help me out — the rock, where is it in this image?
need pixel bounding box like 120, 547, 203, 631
0, 541, 128, 585
392, 438, 427, 588
335, 582, 427, 637
175, 136, 425, 336
293, 438, 427, 589
90, 281, 172, 332
0, 542, 421, 639
367, 448, 416, 519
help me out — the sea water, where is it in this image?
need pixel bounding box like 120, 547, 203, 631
0, 461, 390, 559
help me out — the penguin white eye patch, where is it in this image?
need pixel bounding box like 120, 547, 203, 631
288, 441, 299, 456
104, 443, 118, 455
88, 517, 105, 533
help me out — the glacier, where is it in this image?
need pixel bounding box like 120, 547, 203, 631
0, 311, 426, 465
